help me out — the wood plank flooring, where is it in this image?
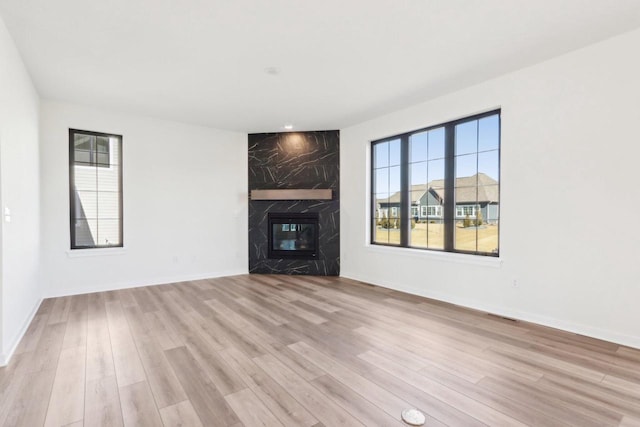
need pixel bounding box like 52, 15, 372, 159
1, 274, 639, 426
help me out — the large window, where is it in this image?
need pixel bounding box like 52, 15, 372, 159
69, 129, 123, 249
371, 110, 500, 256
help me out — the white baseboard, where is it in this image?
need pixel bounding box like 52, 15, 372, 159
44, 269, 248, 298
0, 297, 43, 367
340, 272, 640, 350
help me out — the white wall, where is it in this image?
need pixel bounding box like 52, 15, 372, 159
341, 29, 640, 349
40, 101, 248, 297
0, 15, 41, 362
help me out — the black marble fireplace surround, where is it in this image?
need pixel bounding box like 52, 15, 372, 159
248, 131, 339, 275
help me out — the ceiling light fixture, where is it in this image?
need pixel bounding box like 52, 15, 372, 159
284, 124, 293, 130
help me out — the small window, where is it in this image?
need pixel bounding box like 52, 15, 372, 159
428, 206, 442, 217
456, 205, 476, 218
69, 129, 123, 249
73, 133, 111, 167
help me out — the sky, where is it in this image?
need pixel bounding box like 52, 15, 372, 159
374, 114, 500, 198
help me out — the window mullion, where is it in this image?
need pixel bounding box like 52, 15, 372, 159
444, 124, 455, 251
400, 135, 409, 247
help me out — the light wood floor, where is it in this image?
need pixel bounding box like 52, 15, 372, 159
1, 274, 639, 426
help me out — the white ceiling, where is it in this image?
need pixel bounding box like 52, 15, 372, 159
2, 1, 640, 133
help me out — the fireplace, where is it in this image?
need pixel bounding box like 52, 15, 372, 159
268, 212, 319, 259
248, 131, 339, 275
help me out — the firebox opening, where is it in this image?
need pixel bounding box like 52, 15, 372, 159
268, 212, 319, 259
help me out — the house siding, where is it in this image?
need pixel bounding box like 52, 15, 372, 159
72, 138, 121, 247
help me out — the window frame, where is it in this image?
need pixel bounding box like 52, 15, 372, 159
69, 128, 123, 250
370, 109, 500, 257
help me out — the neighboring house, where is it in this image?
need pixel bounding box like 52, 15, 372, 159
376, 173, 499, 224
73, 135, 121, 246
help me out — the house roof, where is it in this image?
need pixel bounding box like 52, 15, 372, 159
377, 173, 498, 205
381, 184, 429, 204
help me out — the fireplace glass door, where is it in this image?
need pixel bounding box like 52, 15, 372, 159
268, 213, 319, 259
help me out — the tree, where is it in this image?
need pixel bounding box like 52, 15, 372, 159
379, 210, 389, 229
475, 206, 484, 226
390, 209, 399, 229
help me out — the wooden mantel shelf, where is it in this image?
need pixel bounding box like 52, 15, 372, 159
250, 189, 333, 201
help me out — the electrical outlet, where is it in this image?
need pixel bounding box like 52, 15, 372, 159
512, 279, 519, 288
